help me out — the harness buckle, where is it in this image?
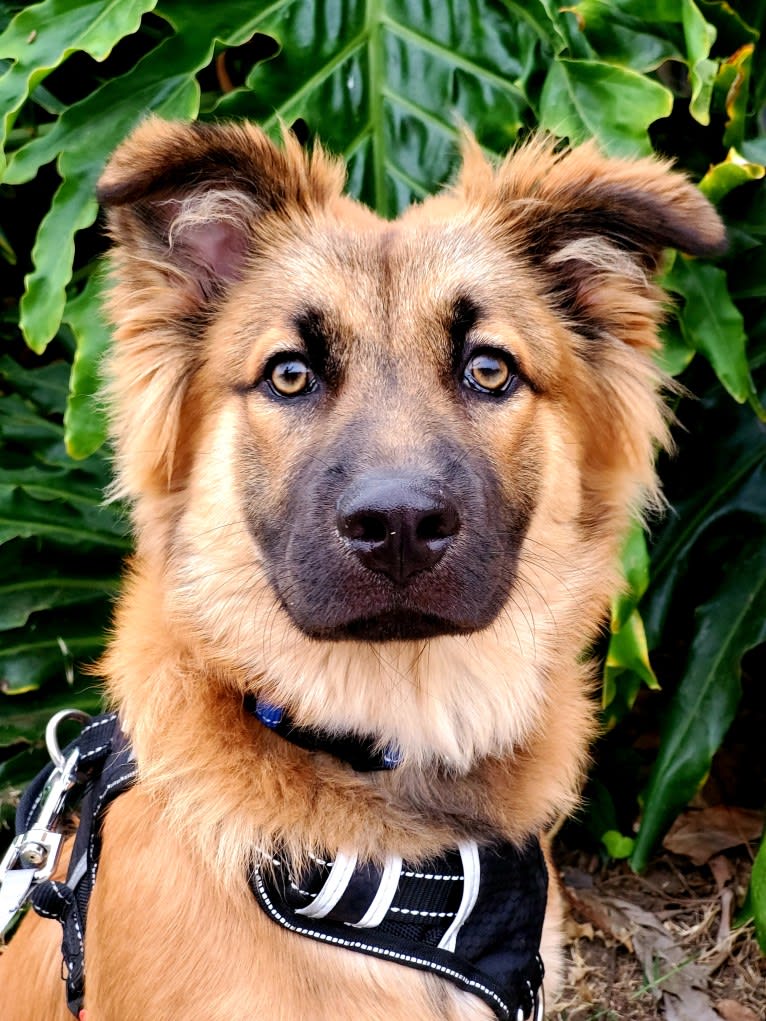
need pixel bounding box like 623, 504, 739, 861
1, 711, 89, 937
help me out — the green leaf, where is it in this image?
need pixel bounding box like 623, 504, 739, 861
0, 686, 103, 747
682, 0, 718, 125
0, 356, 69, 415
602, 829, 635, 859
603, 609, 659, 720
539, 58, 673, 156
666, 256, 759, 407
0, 0, 158, 174
62, 272, 110, 458
715, 44, 754, 149
0, 220, 15, 263
698, 148, 765, 204
571, 0, 683, 72
604, 526, 658, 718
657, 319, 696, 377
631, 537, 766, 871
0, 483, 129, 549
751, 830, 766, 952
216, 0, 530, 216
19, 177, 98, 352
613, 523, 651, 631
0, 542, 117, 629
0, 619, 108, 693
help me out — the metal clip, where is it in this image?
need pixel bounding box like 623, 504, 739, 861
0, 710, 90, 937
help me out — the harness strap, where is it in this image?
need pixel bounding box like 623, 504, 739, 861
20, 714, 137, 1018
16, 715, 547, 1021
253, 838, 547, 1021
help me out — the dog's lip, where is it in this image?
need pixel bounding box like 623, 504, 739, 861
299, 609, 475, 643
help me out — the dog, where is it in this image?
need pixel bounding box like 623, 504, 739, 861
0, 118, 724, 1020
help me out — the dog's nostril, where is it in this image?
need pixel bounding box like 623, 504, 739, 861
345, 512, 389, 545
416, 509, 460, 544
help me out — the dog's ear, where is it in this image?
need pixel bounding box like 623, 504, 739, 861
98, 117, 344, 303
97, 118, 344, 511
456, 136, 726, 346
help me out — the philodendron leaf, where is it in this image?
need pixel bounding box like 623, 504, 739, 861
666, 256, 759, 409
698, 149, 765, 205
0, 686, 104, 747
681, 0, 717, 125
215, 0, 532, 217
0, 0, 157, 174
752, 831, 766, 952
9, 0, 543, 350
539, 58, 672, 156
9, 0, 287, 352
63, 272, 110, 459
0, 483, 129, 549
631, 537, 766, 871
716, 44, 754, 150
571, 0, 683, 73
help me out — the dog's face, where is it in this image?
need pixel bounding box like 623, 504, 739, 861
98, 120, 724, 767
215, 227, 548, 644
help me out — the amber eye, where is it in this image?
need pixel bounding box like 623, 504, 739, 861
462, 349, 515, 394
266, 355, 316, 398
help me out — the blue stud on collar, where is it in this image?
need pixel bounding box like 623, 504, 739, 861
382, 745, 403, 768
254, 699, 285, 730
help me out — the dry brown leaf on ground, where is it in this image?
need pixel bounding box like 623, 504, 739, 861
663, 807, 764, 866
715, 999, 761, 1021
564, 885, 722, 1021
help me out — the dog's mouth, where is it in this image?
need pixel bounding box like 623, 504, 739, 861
298, 609, 475, 643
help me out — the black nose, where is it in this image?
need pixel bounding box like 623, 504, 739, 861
337, 475, 461, 584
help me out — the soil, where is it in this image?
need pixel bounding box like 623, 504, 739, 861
550, 847, 765, 1021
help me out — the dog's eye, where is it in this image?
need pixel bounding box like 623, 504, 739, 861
266, 355, 316, 398
462, 349, 516, 395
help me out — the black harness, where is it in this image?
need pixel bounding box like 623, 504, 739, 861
15, 713, 136, 1016
12, 711, 546, 1020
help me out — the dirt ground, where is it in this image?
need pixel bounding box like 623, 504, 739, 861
550, 846, 764, 1021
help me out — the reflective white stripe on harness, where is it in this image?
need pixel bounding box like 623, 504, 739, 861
355, 854, 403, 928
295, 849, 358, 919
438, 840, 480, 952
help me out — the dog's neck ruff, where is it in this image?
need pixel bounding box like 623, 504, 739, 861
245, 694, 403, 771
14, 713, 546, 1021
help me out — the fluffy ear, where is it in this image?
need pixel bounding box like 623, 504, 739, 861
97, 117, 344, 514
456, 136, 727, 346
98, 116, 344, 302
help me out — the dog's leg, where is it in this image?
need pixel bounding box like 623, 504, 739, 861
538, 837, 565, 1006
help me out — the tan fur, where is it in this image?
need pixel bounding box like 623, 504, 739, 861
0, 119, 724, 1019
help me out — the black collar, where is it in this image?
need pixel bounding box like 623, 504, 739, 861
244, 695, 402, 771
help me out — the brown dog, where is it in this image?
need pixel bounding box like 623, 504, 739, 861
1, 119, 724, 1020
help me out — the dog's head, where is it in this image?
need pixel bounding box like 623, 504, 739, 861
98, 119, 724, 768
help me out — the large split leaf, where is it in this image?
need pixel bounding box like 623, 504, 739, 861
631, 537, 766, 871
539, 58, 672, 156
63, 272, 110, 459
215, 0, 537, 216
0, 0, 157, 174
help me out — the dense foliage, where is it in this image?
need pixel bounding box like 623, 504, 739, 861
1, 0, 764, 944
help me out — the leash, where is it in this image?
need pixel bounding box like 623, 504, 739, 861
1, 708, 546, 1021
